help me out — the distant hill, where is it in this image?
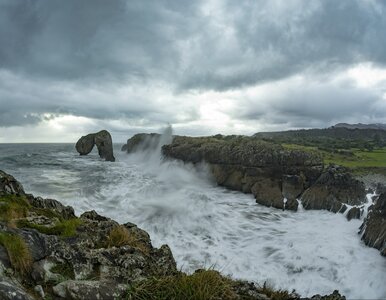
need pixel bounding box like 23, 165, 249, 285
332, 123, 386, 130
253, 124, 386, 151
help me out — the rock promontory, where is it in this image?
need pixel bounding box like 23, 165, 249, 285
160, 135, 324, 211
76, 130, 115, 162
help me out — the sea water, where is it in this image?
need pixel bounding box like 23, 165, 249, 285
0, 142, 385, 299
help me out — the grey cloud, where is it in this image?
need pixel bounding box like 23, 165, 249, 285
0, 0, 386, 135
1, 0, 386, 91
235, 78, 386, 130
180, 0, 386, 90
0, 0, 201, 82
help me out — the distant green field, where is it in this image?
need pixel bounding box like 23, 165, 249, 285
282, 143, 386, 174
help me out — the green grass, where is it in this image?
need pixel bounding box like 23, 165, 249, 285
126, 270, 236, 300
282, 143, 386, 173
0, 232, 32, 274
0, 195, 30, 223
106, 225, 149, 254
17, 218, 82, 238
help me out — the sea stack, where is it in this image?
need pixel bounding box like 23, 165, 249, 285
76, 130, 115, 162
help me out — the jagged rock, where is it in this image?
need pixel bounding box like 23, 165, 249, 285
346, 207, 361, 221
28, 196, 75, 220
359, 193, 386, 256
304, 290, 346, 300
52, 280, 129, 300
0, 279, 34, 300
76, 130, 115, 162
121, 133, 161, 153
160, 135, 323, 211
0, 170, 25, 195
301, 166, 366, 212
338, 204, 348, 214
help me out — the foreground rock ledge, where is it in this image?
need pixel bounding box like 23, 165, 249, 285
0, 170, 346, 300
76, 130, 115, 162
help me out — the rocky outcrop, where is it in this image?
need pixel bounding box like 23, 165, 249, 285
359, 193, 386, 256
0, 170, 349, 299
0, 170, 25, 195
160, 135, 323, 211
121, 133, 161, 152
301, 166, 366, 213
76, 130, 115, 162
0, 171, 176, 299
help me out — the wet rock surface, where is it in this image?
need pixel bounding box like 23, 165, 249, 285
360, 192, 386, 256
301, 166, 366, 212
76, 130, 115, 162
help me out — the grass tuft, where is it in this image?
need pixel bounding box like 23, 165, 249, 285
0, 195, 30, 223
259, 282, 294, 300
17, 218, 82, 238
126, 269, 236, 300
107, 225, 131, 247
106, 225, 149, 254
0, 232, 32, 274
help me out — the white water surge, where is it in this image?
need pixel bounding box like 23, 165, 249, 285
1, 134, 385, 299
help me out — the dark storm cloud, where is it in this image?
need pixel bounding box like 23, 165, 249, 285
0, 0, 201, 81
1, 0, 385, 89
0, 0, 386, 134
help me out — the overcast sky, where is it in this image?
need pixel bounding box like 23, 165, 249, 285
1, 0, 386, 142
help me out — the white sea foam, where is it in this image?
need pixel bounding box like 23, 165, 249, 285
1, 137, 385, 299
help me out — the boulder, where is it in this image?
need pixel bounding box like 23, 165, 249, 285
0, 279, 34, 300
76, 130, 115, 162
359, 193, 386, 256
0, 170, 25, 195
301, 165, 366, 212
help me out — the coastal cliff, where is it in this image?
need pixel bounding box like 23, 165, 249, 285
122, 134, 367, 214
121, 133, 386, 256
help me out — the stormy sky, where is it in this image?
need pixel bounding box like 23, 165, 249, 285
1, 0, 386, 142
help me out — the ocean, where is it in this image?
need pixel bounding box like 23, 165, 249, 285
0, 142, 385, 299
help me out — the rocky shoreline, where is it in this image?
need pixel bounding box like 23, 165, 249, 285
122, 133, 386, 257
0, 170, 350, 299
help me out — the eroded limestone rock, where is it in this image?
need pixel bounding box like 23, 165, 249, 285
76, 130, 115, 162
